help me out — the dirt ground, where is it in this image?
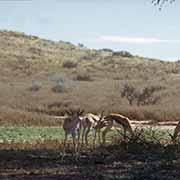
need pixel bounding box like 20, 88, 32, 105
131, 120, 178, 131
0, 121, 180, 180
0, 145, 180, 180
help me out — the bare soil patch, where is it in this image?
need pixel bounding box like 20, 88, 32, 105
0, 145, 180, 180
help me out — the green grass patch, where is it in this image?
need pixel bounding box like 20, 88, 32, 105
0, 126, 64, 143
0, 126, 174, 145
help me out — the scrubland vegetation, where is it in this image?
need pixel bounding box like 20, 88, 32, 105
1, 30, 180, 179
1, 30, 180, 125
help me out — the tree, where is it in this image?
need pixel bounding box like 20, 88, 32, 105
152, 0, 175, 10
121, 84, 138, 105
121, 84, 162, 106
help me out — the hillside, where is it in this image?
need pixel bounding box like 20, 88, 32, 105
0, 30, 180, 125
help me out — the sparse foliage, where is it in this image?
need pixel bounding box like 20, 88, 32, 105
78, 43, 85, 48
121, 84, 162, 106
51, 79, 65, 93
137, 86, 161, 106
28, 81, 42, 92
121, 84, 137, 105
100, 48, 114, 52
62, 60, 78, 69
75, 71, 92, 81
113, 51, 133, 58
152, 0, 176, 10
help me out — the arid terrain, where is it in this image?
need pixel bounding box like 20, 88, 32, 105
1, 30, 180, 125
1, 30, 180, 180
0, 130, 180, 180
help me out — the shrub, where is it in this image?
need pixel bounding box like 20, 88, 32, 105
28, 47, 42, 56
100, 48, 114, 52
137, 86, 161, 106
75, 71, 92, 81
78, 43, 85, 48
113, 51, 133, 57
113, 127, 169, 152
47, 101, 71, 109
62, 60, 78, 68
51, 80, 65, 93
28, 81, 42, 92
49, 73, 73, 93
121, 84, 162, 106
121, 84, 137, 105
48, 73, 66, 82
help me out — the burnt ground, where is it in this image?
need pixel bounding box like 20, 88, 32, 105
0, 144, 180, 180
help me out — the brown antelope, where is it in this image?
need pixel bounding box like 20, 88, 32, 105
81, 112, 106, 147
101, 113, 134, 144
63, 109, 84, 152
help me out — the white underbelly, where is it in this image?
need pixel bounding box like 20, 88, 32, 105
113, 120, 124, 129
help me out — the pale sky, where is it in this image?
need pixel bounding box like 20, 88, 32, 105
0, 0, 179, 61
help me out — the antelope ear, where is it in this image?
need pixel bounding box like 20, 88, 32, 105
65, 109, 74, 116
65, 110, 71, 116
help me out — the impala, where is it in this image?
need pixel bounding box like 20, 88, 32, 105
62, 109, 84, 152
101, 113, 134, 144
81, 112, 106, 147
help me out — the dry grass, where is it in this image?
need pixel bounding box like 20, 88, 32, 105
1, 30, 180, 125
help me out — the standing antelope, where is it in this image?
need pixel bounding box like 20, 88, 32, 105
81, 112, 106, 147
101, 113, 134, 145
63, 109, 84, 152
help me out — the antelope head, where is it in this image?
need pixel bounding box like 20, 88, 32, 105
64, 109, 74, 117
63, 108, 84, 132
65, 108, 83, 116
95, 111, 107, 129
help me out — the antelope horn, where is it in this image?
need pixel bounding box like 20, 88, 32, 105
77, 109, 84, 116
69, 109, 74, 116
65, 110, 72, 116
100, 110, 105, 119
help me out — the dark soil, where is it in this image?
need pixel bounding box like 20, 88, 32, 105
0, 144, 180, 180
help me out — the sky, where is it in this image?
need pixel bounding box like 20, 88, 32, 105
0, 0, 179, 61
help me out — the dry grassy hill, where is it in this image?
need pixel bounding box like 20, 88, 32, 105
0, 30, 180, 125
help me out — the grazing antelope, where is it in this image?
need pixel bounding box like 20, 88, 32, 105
101, 113, 134, 145
81, 112, 106, 147
63, 109, 84, 152
172, 121, 180, 142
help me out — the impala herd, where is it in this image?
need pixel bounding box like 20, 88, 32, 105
62, 109, 180, 152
